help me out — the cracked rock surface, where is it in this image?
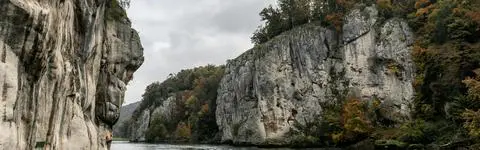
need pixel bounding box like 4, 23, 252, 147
215, 5, 414, 146
0, 0, 143, 149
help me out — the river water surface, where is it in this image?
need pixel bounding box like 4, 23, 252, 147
111, 141, 332, 150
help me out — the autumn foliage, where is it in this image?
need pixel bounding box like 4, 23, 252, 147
462, 109, 480, 137
461, 69, 480, 138
466, 10, 480, 25
410, 0, 480, 119
414, 0, 431, 9
251, 0, 365, 44
325, 13, 344, 31
132, 65, 225, 142
342, 99, 372, 136
331, 98, 373, 143
175, 122, 192, 140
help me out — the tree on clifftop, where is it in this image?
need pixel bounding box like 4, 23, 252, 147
251, 0, 366, 44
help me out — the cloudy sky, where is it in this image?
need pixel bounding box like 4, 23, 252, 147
124, 0, 275, 105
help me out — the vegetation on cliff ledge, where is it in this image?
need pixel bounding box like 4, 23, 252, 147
106, 0, 128, 21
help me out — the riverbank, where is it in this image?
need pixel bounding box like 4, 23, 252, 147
112, 137, 130, 141
110, 141, 340, 150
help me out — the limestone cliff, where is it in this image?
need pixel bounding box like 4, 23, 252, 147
129, 96, 178, 142
215, 5, 414, 146
0, 0, 143, 149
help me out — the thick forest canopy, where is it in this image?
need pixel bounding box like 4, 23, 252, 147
130, 65, 225, 142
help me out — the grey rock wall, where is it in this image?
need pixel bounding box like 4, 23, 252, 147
0, 0, 143, 149
129, 96, 177, 142
130, 109, 150, 142
215, 5, 414, 146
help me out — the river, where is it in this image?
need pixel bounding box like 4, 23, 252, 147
110, 141, 334, 150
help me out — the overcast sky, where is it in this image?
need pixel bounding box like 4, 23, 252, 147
124, 0, 274, 105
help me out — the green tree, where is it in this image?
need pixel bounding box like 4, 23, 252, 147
252, 6, 284, 44
252, 0, 371, 44
146, 116, 168, 142
461, 69, 480, 138
130, 65, 225, 143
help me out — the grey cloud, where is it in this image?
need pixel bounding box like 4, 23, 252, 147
211, 0, 266, 33
124, 0, 274, 105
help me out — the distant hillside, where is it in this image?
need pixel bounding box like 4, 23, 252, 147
113, 102, 141, 138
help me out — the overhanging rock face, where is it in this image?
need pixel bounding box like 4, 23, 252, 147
0, 0, 144, 149
216, 5, 414, 146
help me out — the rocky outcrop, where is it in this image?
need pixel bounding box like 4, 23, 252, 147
343, 6, 414, 123
0, 0, 143, 149
215, 5, 414, 146
130, 109, 150, 142
129, 96, 177, 142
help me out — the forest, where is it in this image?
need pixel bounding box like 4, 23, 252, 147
130, 65, 225, 143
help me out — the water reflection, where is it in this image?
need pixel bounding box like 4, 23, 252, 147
110, 141, 335, 150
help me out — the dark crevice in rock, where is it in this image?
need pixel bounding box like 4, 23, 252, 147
1, 43, 5, 63
324, 37, 332, 61
46, 82, 59, 147
23, 35, 42, 82
2, 75, 6, 102
343, 30, 371, 45
27, 84, 39, 150
249, 64, 257, 102
19, 21, 32, 61
288, 40, 302, 78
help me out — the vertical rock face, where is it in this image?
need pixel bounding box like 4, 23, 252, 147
130, 109, 150, 142
216, 5, 414, 145
129, 96, 177, 142
342, 6, 415, 124
0, 0, 143, 149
